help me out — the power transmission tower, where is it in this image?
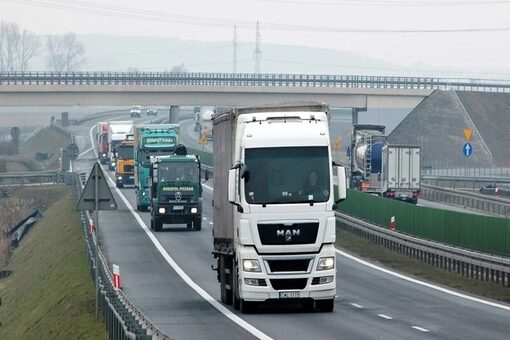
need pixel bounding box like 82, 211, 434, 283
233, 25, 238, 74
254, 21, 262, 74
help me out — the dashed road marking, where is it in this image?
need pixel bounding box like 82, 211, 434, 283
350, 303, 363, 309
412, 326, 430, 333
377, 314, 393, 320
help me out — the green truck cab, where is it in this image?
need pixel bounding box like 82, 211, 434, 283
150, 153, 204, 232
134, 124, 179, 211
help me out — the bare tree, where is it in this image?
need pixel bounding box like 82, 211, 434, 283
46, 33, 85, 72
17, 29, 40, 72
0, 22, 40, 72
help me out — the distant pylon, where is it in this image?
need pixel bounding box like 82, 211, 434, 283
254, 21, 262, 74
233, 25, 238, 74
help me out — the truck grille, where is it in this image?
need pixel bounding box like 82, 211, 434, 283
161, 192, 195, 203
257, 223, 319, 245
267, 259, 310, 272
270, 278, 308, 290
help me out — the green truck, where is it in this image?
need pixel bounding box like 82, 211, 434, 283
150, 153, 203, 231
134, 124, 180, 211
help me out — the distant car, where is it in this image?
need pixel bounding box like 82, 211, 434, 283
130, 105, 142, 118
146, 109, 158, 116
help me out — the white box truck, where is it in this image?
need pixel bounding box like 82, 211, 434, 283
212, 102, 347, 313
382, 145, 421, 204
108, 121, 134, 170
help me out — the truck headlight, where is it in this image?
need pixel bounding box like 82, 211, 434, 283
111, 162, 115, 167
191, 207, 198, 214
102, 153, 106, 157
117, 176, 122, 180
317, 257, 335, 271
243, 259, 261, 272
158, 208, 166, 214
142, 191, 146, 196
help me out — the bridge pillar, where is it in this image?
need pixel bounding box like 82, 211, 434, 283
169, 105, 180, 124
351, 108, 366, 125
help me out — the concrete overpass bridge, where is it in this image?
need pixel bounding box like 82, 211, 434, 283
2, 72, 510, 124
2, 71, 509, 108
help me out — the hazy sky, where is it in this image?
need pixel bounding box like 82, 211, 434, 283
2, 0, 510, 77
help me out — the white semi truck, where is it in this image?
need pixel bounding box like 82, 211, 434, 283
212, 102, 347, 313
108, 121, 134, 170
382, 145, 421, 204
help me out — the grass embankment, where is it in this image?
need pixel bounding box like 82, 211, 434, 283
20, 126, 71, 170
0, 187, 107, 339
336, 229, 510, 303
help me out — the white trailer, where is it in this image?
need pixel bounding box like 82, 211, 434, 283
212, 102, 347, 313
382, 145, 421, 204
108, 121, 134, 170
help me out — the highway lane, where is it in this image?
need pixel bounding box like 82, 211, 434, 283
75, 116, 510, 340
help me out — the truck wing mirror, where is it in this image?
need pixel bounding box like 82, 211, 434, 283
334, 166, 347, 203
228, 169, 237, 204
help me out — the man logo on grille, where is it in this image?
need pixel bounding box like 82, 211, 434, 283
175, 191, 182, 201
277, 229, 300, 242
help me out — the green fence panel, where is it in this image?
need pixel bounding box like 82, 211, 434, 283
338, 189, 510, 257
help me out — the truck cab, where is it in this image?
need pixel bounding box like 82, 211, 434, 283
115, 137, 135, 188
149, 153, 203, 231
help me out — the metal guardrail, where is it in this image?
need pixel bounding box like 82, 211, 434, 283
421, 183, 510, 217
2, 72, 510, 92
336, 212, 510, 287
0, 170, 62, 187
73, 174, 171, 340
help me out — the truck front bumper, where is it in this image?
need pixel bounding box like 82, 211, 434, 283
238, 244, 336, 302
154, 203, 202, 223
116, 174, 134, 185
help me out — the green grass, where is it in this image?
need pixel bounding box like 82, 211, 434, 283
336, 228, 510, 303
0, 187, 107, 339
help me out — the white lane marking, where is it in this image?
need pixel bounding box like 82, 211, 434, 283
377, 314, 393, 320
78, 146, 94, 158
203, 183, 213, 192
335, 249, 510, 312
209, 221, 213, 225
412, 326, 430, 333
88, 125, 273, 340
350, 303, 363, 309
202, 167, 510, 313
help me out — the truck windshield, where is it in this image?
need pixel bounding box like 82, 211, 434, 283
244, 146, 330, 204
140, 149, 176, 166
159, 162, 198, 182
117, 145, 133, 159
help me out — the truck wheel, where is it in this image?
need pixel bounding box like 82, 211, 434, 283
240, 299, 254, 314
233, 263, 240, 310
193, 217, 202, 231
315, 299, 334, 312
154, 216, 163, 232
219, 255, 233, 305
186, 222, 192, 229
150, 218, 154, 230
136, 204, 141, 211
116, 181, 123, 189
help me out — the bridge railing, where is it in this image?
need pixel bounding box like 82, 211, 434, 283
2, 71, 510, 92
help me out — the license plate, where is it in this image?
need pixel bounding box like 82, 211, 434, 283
173, 205, 184, 210
279, 291, 300, 299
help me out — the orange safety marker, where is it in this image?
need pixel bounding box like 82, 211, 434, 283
113, 264, 121, 290
88, 218, 95, 233
390, 216, 397, 231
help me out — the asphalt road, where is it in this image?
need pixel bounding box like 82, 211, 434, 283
73, 116, 510, 340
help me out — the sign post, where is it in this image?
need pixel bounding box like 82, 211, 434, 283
77, 162, 117, 319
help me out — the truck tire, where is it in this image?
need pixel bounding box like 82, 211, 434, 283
193, 217, 202, 231
315, 299, 334, 312
154, 216, 163, 232
219, 255, 233, 305
240, 299, 254, 314
116, 181, 123, 189
136, 204, 141, 211
233, 262, 240, 310
186, 221, 192, 229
